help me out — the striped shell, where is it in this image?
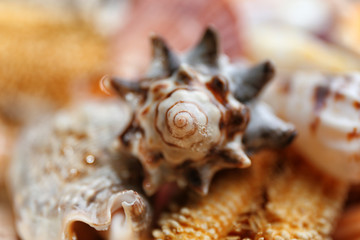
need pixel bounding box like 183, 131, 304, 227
263, 71, 360, 182
111, 28, 296, 195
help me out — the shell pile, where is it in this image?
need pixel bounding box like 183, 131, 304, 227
111, 28, 296, 195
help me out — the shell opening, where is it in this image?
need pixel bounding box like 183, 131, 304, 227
69, 208, 134, 240
71, 221, 105, 240
108, 209, 134, 240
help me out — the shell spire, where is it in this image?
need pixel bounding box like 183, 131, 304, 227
146, 35, 179, 78
112, 27, 295, 195
185, 27, 219, 68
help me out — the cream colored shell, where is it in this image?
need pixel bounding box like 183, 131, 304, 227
138, 73, 223, 165
10, 100, 151, 240
263, 71, 360, 182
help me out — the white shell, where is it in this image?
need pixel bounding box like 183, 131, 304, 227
263, 71, 360, 182
9, 100, 151, 240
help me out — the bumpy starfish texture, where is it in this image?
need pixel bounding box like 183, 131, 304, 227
111, 27, 296, 195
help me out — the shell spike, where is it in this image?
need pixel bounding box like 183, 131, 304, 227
243, 102, 296, 151
186, 166, 215, 196
195, 170, 213, 196
174, 64, 196, 84
234, 60, 275, 102
224, 148, 252, 168
146, 34, 179, 78
110, 77, 145, 98
185, 27, 219, 68
189, 148, 251, 195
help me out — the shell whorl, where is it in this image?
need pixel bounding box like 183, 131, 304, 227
111, 27, 296, 195
155, 89, 221, 162
161, 100, 207, 142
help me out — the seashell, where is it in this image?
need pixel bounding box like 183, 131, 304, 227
9, 100, 151, 240
111, 27, 296, 195
263, 71, 360, 183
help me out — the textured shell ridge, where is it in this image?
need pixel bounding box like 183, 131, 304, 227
10, 100, 151, 240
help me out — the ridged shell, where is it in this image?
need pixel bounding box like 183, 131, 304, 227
10, 100, 151, 240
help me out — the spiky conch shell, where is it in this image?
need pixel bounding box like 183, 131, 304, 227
111, 27, 296, 195
263, 71, 360, 183
10, 100, 151, 240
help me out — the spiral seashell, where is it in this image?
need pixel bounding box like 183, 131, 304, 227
111, 27, 296, 195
